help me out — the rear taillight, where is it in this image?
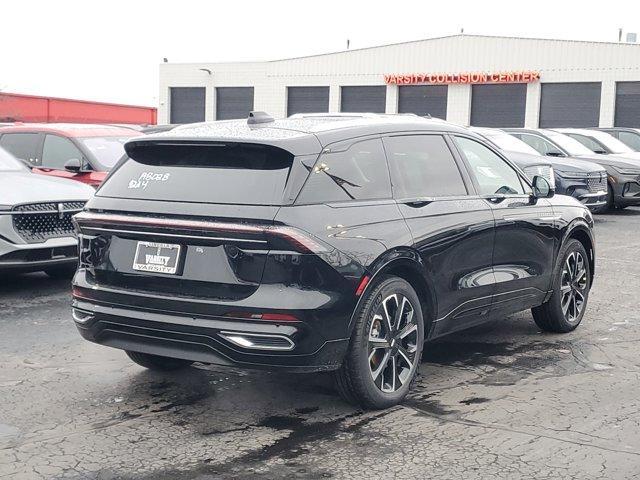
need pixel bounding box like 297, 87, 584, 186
266, 226, 328, 254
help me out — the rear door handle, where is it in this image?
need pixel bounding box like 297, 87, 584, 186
404, 200, 433, 208
401, 197, 436, 208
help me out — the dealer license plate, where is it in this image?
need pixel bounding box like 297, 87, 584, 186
132, 241, 181, 275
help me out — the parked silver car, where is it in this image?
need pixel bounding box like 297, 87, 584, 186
0, 147, 94, 277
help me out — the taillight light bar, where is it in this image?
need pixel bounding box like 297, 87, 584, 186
73, 211, 328, 254
73, 211, 264, 235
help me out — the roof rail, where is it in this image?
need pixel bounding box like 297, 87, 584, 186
288, 112, 382, 119
247, 111, 275, 125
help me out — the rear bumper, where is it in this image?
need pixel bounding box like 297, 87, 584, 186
72, 298, 349, 372
71, 266, 355, 372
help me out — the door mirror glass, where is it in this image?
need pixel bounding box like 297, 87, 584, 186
532, 175, 554, 198
64, 158, 82, 172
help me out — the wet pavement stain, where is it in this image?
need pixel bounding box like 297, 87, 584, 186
258, 415, 307, 430
149, 391, 211, 413
125, 412, 365, 480
459, 397, 491, 405
295, 406, 320, 415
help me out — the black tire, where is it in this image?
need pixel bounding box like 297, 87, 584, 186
333, 276, 425, 410
532, 239, 591, 333
44, 264, 77, 279
126, 351, 194, 371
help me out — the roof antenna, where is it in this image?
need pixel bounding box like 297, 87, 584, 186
247, 111, 274, 125
347, 39, 350, 50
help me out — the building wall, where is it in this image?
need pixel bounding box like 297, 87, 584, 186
0, 92, 157, 124
158, 35, 640, 126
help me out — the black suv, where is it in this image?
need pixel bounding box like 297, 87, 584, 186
72, 113, 595, 409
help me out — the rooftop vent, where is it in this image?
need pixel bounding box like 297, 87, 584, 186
247, 111, 274, 125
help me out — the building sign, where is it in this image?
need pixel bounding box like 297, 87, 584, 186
383, 71, 541, 85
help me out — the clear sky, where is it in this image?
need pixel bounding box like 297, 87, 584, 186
1, 0, 639, 107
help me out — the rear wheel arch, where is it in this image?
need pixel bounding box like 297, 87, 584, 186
565, 225, 595, 285
350, 253, 437, 338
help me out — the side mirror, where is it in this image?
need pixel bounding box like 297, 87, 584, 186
532, 175, 554, 199
64, 158, 82, 172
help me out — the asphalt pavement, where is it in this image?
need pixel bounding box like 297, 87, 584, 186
1, 208, 639, 480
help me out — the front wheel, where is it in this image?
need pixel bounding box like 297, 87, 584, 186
605, 184, 615, 211
126, 351, 194, 371
333, 276, 424, 409
532, 239, 591, 333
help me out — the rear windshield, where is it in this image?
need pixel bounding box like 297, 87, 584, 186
97, 143, 295, 205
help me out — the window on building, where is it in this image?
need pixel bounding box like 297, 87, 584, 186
454, 136, 526, 196
470, 83, 527, 128
614, 82, 640, 127
297, 138, 391, 204
287, 87, 330, 116
397, 85, 447, 119
170, 87, 206, 124
216, 87, 254, 120
340, 86, 386, 113
384, 135, 467, 198
539, 83, 601, 128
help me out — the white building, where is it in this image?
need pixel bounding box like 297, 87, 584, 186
158, 34, 640, 128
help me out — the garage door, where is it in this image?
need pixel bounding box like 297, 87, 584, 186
470, 83, 527, 127
539, 82, 601, 128
615, 82, 640, 127
170, 87, 206, 124
341, 86, 386, 113
216, 87, 254, 120
398, 85, 447, 119
287, 87, 330, 116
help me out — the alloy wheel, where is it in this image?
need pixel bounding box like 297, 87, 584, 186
368, 294, 419, 393
560, 251, 588, 323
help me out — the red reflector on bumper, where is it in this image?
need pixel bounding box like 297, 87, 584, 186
355, 275, 370, 296
224, 312, 299, 322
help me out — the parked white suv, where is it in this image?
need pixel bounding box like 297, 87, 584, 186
0, 147, 94, 277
